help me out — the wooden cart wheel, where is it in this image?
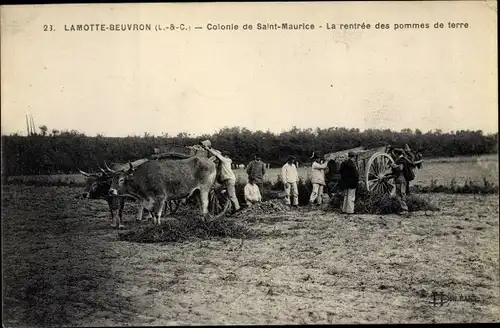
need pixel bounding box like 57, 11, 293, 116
365, 152, 396, 195
208, 185, 231, 218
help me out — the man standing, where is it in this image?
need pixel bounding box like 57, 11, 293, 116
246, 154, 266, 197
244, 177, 262, 206
402, 144, 417, 195
339, 151, 359, 214
325, 159, 341, 197
403, 144, 415, 161
281, 156, 299, 207
309, 152, 328, 206
201, 144, 241, 214
391, 148, 410, 214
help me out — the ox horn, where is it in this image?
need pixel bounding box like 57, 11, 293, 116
79, 169, 95, 177
104, 160, 116, 173
97, 165, 107, 175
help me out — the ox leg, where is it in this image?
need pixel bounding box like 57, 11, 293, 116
153, 197, 166, 225
136, 206, 144, 222
143, 208, 153, 221
108, 200, 115, 225
199, 189, 210, 221
195, 192, 202, 212
108, 197, 119, 228
118, 198, 126, 229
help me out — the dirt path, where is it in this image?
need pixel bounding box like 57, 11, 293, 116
2, 186, 499, 325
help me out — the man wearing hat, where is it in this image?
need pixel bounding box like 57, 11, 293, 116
281, 156, 299, 207
246, 154, 266, 198
309, 152, 328, 206
201, 143, 241, 214
339, 151, 359, 214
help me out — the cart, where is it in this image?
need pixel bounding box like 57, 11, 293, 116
324, 146, 398, 195
150, 144, 232, 218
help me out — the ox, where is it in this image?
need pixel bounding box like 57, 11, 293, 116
108, 157, 217, 225
78, 159, 150, 228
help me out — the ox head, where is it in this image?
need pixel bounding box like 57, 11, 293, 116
78, 166, 112, 199
108, 162, 136, 197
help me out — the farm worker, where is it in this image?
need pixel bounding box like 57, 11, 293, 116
391, 148, 411, 214
309, 152, 328, 205
339, 151, 359, 214
386, 144, 396, 159
403, 144, 415, 161
281, 156, 299, 207
246, 154, 266, 196
244, 177, 262, 206
201, 144, 241, 214
325, 159, 341, 196
402, 144, 417, 195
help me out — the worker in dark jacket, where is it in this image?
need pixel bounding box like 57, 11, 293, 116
325, 159, 341, 196
339, 151, 359, 214
392, 148, 411, 214
402, 144, 417, 195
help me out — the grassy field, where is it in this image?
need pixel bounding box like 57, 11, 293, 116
5, 154, 499, 188
2, 184, 499, 325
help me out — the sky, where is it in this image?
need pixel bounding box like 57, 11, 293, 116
1, 1, 498, 137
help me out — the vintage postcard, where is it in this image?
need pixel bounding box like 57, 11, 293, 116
1, 1, 498, 325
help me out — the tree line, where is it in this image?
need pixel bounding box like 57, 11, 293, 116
1, 126, 497, 176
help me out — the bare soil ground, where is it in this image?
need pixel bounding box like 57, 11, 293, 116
2, 185, 499, 325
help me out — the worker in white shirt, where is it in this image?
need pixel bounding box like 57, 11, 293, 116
281, 156, 299, 207
309, 152, 328, 206
201, 143, 241, 213
244, 177, 262, 206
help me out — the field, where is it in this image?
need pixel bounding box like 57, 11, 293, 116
2, 181, 499, 325
6, 154, 498, 188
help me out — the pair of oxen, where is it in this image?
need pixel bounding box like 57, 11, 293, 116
77, 155, 217, 228
77, 160, 150, 229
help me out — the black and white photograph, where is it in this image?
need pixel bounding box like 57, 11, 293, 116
1, 1, 498, 325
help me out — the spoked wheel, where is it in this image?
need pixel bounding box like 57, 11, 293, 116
208, 184, 231, 219
365, 153, 396, 195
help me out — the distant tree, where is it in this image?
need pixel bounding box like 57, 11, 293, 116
51, 129, 59, 136
0, 127, 497, 175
